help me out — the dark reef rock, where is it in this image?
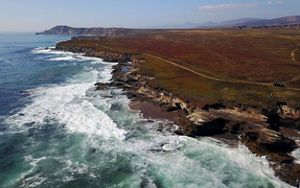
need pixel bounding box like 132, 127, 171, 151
203, 103, 226, 111
94, 83, 110, 90
263, 103, 300, 132
189, 118, 229, 136
241, 128, 297, 153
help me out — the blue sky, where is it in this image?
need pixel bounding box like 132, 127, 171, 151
0, 0, 299, 32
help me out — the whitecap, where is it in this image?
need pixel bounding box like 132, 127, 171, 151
20, 174, 46, 188
49, 56, 79, 61
25, 155, 47, 167
31, 47, 78, 56
112, 134, 292, 188
184, 138, 293, 188
31, 47, 54, 54
5, 82, 126, 140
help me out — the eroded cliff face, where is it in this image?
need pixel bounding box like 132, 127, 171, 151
56, 43, 300, 186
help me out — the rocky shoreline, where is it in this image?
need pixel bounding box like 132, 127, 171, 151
56, 43, 300, 186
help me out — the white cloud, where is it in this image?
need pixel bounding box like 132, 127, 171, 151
199, 3, 258, 11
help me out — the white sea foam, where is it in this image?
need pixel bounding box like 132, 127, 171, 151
25, 155, 47, 167
48, 55, 110, 64
20, 174, 46, 188
103, 133, 292, 188
32, 47, 75, 56
63, 159, 89, 175
291, 148, 300, 164
49, 56, 79, 61
6, 49, 126, 140
6, 82, 126, 140
32, 47, 117, 67
16, 155, 49, 187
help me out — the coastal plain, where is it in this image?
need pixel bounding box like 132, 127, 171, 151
58, 28, 300, 108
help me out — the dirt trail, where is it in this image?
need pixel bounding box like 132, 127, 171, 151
286, 75, 300, 83
97, 44, 300, 92
291, 48, 300, 63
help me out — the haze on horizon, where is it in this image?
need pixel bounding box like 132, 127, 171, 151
0, 0, 299, 32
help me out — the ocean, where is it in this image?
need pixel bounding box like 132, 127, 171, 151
0, 33, 292, 188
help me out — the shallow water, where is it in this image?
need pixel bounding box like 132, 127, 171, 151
0, 34, 293, 188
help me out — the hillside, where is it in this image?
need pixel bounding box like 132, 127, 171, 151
243, 15, 300, 26
36, 26, 151, 36
194, 16, 300, 28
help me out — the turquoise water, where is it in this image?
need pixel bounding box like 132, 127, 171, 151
0, 34, 292, 188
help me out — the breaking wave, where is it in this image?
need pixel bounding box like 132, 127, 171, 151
5, 47, 125, 140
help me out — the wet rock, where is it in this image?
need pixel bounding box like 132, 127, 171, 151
174, 112, 192, 135
241, 128, 297, 153
189, 118, 229, 137
264, 109, 282, 131
124, 91, 137, 99
263, 103, 300, 131
240, 126, 300, 186
275, 163, 300, 187
94, 83, 110, 90
226, 123, 241, 134
203, 103, 226, 111
278, 104, 300, 119
110, 103, 123, 111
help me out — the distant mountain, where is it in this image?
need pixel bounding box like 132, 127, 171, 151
158, 16, 300, 29
218, 18, 266, 26
158, 22, 218, 29
197, 15, 300, 28
38, 16, 300, 36
36, 26, 143, 37
243, 16, 300, 26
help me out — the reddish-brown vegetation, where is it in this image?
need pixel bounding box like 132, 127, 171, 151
58, 28, 300, 108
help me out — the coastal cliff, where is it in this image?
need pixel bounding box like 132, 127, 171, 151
56, 42, 300, 186
37, 26, 159, 37
37, 26, 132, 36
